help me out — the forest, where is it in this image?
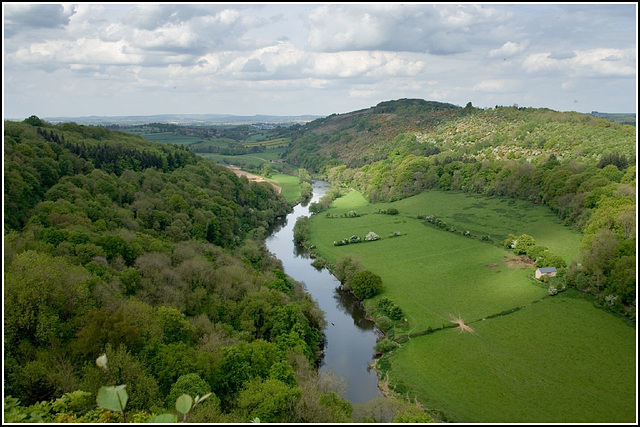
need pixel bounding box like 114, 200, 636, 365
4, 118, 427, 423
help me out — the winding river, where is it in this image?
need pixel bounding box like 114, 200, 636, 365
265, 180, 382, 403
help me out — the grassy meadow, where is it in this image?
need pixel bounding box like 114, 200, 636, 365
307, 188, 636, 422
385, 292, 636, 422
199, 147, 287, 168
131, 131, 204, 145
267, 173, 302, 204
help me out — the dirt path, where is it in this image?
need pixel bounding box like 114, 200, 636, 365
227, 166, 282, 194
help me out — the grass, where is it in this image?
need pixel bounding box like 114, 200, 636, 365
385, 292, 636, 422
133, 131, 203, 146
307, 188, 635, 422
309, 203, 547, 332
244, 137, 291, 148
371, 190, 583, 263
308, 189, 582, 331
267, 173, 302, 203
198, 147, 286, 168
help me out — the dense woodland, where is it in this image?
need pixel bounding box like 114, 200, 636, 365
4, 118, 428, 423
285, 101, 637, 318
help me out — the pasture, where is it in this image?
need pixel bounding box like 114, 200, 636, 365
371, 190, 583, 263
133, 131, 203, 145
198, 147, 286, 168
306, 188, 635, 422
267, 173, 302, 203
385, 292, 636, 422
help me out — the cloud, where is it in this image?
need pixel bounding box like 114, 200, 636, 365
10, 38, 144, 68
304, 51, 425, 78
305, 4, 511, 54
4, 4, 76, 28
242, 58, 267, 72
4, 4, 76, 36
489, 41, 528, 58
522, 48, 635, 77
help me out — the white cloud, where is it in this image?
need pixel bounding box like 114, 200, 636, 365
489, 41, 528, 58
305, 4, 511, 54
305, 51, 425, 78
522, 48, 635, 77
10, 38, 144, 67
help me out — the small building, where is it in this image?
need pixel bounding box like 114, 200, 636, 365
535, 267, 557, 279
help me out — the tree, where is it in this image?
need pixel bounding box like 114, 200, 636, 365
236, 378, 301, 423
349, 270, 383, 300
165, 373, 214, 409
513, 234, 535, 255
332, 255, 363, 285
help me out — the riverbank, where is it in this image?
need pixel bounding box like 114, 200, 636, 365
304, 186, 637, 422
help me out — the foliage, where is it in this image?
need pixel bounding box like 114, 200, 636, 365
293, 216, 311, 245
374, 339, 398, 354
348, 270, 384, 300
236, 378, 301, 423
3, 119, 329, 423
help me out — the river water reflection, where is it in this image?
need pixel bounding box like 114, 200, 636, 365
265, 180, 382, 403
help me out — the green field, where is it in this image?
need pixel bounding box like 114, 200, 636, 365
309, 189, 582, 331
307, 188, 636, 422
386, 293, 636, 422
132, 131, 204, 145
267, 173, 302, 204
245, 137, 291, 148
359, 190, 582, 263
198, 147, 286, 168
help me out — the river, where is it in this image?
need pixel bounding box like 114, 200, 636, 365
265, 180, 382, 403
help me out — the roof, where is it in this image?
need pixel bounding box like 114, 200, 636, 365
537, 267, 557, 273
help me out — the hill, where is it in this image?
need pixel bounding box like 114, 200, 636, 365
284, 99, 467, 170
284, 100, 635, 171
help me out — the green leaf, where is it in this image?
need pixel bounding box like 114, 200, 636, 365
175, 394, 193, 415
96, 385, 128, 412
146, 413, 177, 423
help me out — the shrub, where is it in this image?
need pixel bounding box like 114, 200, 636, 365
293, 217, 310, 245
333, 255, 363, 285
388, 306, 404, 321
347, 210, 358, 217
375, 316, 393, 333
374, 339, 398, 354
386, 208, 399, 215
365, 232, 380, 241
349, 270, 383, 300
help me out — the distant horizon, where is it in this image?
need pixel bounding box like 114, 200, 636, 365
5, 100, 637, 124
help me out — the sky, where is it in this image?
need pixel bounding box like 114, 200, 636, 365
3, 3, 638, 119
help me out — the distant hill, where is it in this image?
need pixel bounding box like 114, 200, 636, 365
284, 99, 468, 169
591, 111, 635, 126
32, 113, 323, 126
284, 99, 636, 171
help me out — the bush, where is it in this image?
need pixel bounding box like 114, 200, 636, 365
365, 232, 380, 241
375, 316, 393, 333
377, 298, 393, 310
374, 339, 398, 354
349, 270, 383, 300
386, 208, 399, 215
293, 217, 310, 245
388, 306, 404, 321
